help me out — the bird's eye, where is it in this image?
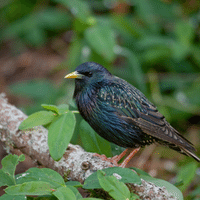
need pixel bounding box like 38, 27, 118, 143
84, 72, 93, 77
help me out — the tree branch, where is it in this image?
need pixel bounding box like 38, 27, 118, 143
0, 93, 178, 199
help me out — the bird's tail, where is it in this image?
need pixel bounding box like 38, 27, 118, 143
157, 139, 200, 162
164, 124, 200, 162
181, 147, 200, 162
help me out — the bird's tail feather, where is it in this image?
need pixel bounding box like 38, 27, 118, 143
181, 147, 200, 162
157, 139, 200, 162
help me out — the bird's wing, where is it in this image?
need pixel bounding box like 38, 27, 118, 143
98, 77, 195, 151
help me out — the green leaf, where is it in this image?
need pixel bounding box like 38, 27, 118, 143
79, 120, 112, 157
42, 104, 60, 114
0, 169, 15, 187
18, 154, 25, 162
53, 186, 76, 200
149, 0, 175, 20
1, 154, 25, 185
115, 46, 146, 93
48, 112, 76, 161
2, 154, 19, 177
191, 45, 200, 67
171, 41, 189, 61
138, 36, 172, 50
15, 168, 65, 188
190, 185, 200, 197
97, 170, 130, 200
133, 0, 160, 33
19, 111, 56, 130
130, 193, 141, 200
110, 143, 125, 157
57, 104, 69, 114
141, 176, 183, 200
85, 24, 116, 62
37, 8, 71, 31
129, 167, 151, 177
112, 15, 144, 39
5, 181, 54, 196
185, 79, 200, 106
175, 20, 194, 46
9, 80, 56, 100
1, 154, 25, 186
3, 15, 36, 40
174, 180, 184, 187
59, 36, 83, 70
65, 181, 82, 188
83, 167, 141, 189
66, 185, 83, 199
176, 162, 198, 192
79, 198, 104, 200
24, 27, 46, 47
0, 194, 26, 200
143, 46, 171, 64
54, 0, 92, 23
74, 18, 91, 33
172, 20, 194, 60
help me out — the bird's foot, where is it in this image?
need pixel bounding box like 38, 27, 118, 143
93, 153, 119, 167
93, 148, 140, 168
93, 149, 128, 167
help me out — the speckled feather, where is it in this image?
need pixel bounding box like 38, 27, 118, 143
72, 62, 200, 162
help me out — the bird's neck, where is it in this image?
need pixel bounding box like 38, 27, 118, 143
75, 85, 99, 120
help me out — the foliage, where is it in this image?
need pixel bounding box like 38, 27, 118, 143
4, 0, 200, 124
19, 103, 123, 159
175, 162, 198, 192
1, 154, 184, 200
1, 0, 200, 199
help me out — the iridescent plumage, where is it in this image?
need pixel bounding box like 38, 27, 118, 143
65, 62, 200, 162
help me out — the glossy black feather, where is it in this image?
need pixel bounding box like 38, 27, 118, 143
71, 62, 200, 162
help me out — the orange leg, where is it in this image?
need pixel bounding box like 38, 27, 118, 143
111, 149, 128, 165
119, 148, 140, 168
93, 148, 140, 167
93, 149, 127, 166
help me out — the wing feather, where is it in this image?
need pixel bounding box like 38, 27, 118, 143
98, 76, 196, 152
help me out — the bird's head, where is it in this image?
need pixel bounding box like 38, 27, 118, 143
65, 62, 111, 97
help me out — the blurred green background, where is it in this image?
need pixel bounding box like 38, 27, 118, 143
0, 0, 200, 199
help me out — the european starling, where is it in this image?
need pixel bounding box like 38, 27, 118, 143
65, 62, 200, 166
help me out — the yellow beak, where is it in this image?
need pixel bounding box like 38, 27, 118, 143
64, 71, 83, 79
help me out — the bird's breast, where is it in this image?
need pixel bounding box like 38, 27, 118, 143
76, 88, 99, 120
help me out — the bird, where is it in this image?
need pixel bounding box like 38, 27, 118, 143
65, 62, 200, 167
